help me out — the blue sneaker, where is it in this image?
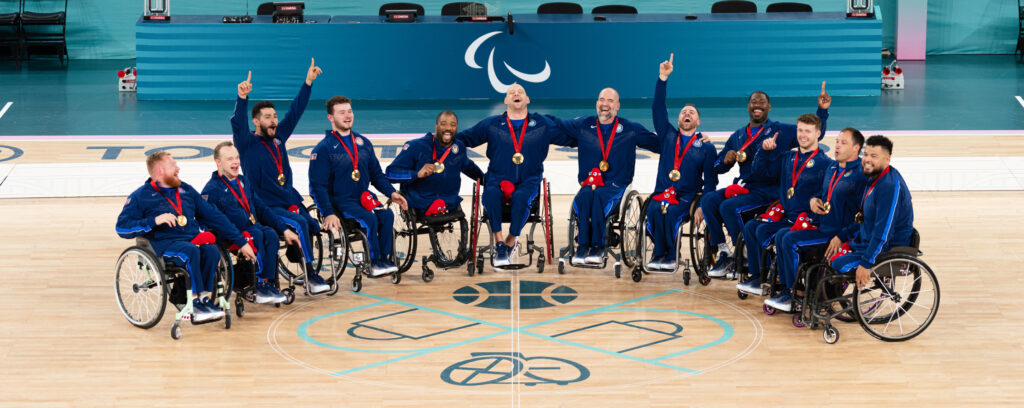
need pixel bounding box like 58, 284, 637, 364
191, 298, 214, 322
708, 251, 733, 278
494, 242, 511, 267
306, 273, 330, 295
381, 259, 399, 274
254, 280, 281, 304
765, 290, 793, 312
202, 296, 225, 319
585, 246, 604, 264
736, 276, 762, 295
571, 245, 587, 265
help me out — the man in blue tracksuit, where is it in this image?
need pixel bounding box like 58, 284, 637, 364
766, 128, 869, 312
201, 142, 308, 303
309, 96, 409, 277
117, 152, 256, 323
385, 110, 485, 215
231, 59, 323, 285
457, 84, 576, 267
643, 54, 718, 270
551, 87, 661, 266
704, 82, 832, 278
737, 114, 835, 297
830, 135, 914, 288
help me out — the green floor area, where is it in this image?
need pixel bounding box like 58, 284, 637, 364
0, 55, 1021, 136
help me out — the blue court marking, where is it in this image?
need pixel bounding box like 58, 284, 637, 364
347, 308, 481, 341
301, 287, 735, 377
553, 319, 683, 354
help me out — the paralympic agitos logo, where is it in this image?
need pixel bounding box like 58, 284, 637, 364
464, 31, 551, 93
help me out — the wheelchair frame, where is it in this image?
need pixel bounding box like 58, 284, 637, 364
556, 187, 641, 276
391, 204, 470, 283
631, 192, 709, 285
467, 178, 554, 274
309, 202, 401, 293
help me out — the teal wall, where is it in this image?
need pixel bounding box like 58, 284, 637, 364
11, 0, 1012, 59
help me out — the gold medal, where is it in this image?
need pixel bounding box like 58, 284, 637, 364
661, 202, 668, 214
855, 212, 863, 224
277, 173, 286, 186
351, 170, 361, 181
737, 151, 747, 163
177, 214, 187, 226
249, 213, 256, 224
669, 169, 681, 182
786, 187, 795, 199
598, 160, 610, 172
823, 201, 831, 214
512, 152, 524, 165
434, 162, 445, 173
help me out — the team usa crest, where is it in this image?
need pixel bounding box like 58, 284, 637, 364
356, 137, 365, 146
452, 144, 459, 154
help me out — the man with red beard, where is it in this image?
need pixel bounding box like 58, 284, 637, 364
117, 152, 256, 322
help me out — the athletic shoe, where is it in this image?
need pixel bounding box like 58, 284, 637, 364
585, 246, 604, 264
307, 273, 331, 294
202, 296, 225, 319
707, 252, 734, 278
255, 280, 285, 304
494, 242, 511, 267
736, 276, 762, 295
381, 259, 399, 274
370, 261, 390, 277
661, 257, 678, 271
765, 290, 793, 312
191, 298, 215, 323
571, 246, 587, 265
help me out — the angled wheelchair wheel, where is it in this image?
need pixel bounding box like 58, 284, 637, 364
636, 197, 655, 273
389, 201, 417, 274
215, 245, 234, 302
688, 204, 712, 278
327, 227, 350, 286
468, 180, 482, 275
305, 204, 327, 274
619, 191, 641, 269
855, 254, 940, 342
542, 179, 554, 265
115, 246, 168, 329
803, 262, 856, 323
428, 213, 469, 268
564, 206, 578, 261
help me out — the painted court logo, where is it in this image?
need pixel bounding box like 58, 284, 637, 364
453, 280, 577, 309
464, 31, 552, 93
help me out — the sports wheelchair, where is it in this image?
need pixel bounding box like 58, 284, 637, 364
467, 178, 554, 275
631, 192, 710, 284
390, 201, 470, 283
114, 237, 233, 340
309, 202, 405, 293
272, 204, 336, 299
557, 187, 642, 276
792, 229, 940, 344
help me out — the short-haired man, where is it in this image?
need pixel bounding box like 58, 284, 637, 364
385, 110, 485, 216
201, 142, 308, 302
767, 128, 869, 312
830, 135, 914, 288
117, 152, 256, 322
309, 96, 409, 276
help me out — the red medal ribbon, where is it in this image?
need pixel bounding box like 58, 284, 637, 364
149, 180, 183, 216
333, 131, 360, 174
595, 117, 619, 165
860, 165, 891, 208
789, 148, 820, 192
505, 114, 528, 157
218, 174, 253, 218
259, 138, 284, 176
825, 166, 847, 203
739, 125, 765, 155
432, 137, 454, 165
672, 131, 699, 173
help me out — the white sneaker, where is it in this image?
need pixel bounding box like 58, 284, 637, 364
584, 247, 604, 264
371, 263, 390, 277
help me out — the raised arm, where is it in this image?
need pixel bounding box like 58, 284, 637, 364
652, 53, 675, 141
276, 58, 321, 142
231, 71, 253, 147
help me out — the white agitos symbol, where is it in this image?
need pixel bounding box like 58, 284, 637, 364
465, 31, 551, 93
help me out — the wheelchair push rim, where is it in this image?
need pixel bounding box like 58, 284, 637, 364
854, 254, 940, 342
115, 246, 168, 329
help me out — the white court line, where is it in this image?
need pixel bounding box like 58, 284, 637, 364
0, 102, 12, 120
1016, 96, 1024, 110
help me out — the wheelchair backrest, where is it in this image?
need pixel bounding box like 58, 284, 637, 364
909, 228, 920, 250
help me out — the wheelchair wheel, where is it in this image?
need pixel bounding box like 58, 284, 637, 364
389, 201, 417, 274
619, 191, 641, 269
802, 262, 856, 323
542, 179, 554, 265
688, 203, 712, 278
305, 204, 327, 274
637, 197, 655, 273
327, 227, 350, 286
565, 206, 579, 262
215, 246, 234, 302
114, 246, 168, 329
428, 213, 469, 268
468, 180, 482, 275
854, 254, 940, 342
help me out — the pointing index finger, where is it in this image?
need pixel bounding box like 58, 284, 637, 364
310, 57, 315, 68
246, 70, 251, 82
669, 53, 674, 64
821, 81, 826, 94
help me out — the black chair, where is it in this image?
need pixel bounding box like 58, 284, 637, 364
256, 2, 275, 15
21, 0, 66, 64
711, 0, 756, 13
766, 2, 812, 12
441, 2, 486, 16
591, 5, 637, 14
379, 2, 425, 16
0, 0, 22, 67
537, 2, 583, 14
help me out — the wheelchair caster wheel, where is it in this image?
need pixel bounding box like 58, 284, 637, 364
391, 272, 401, 284
537, 254, 545, 274
737, 290, 748, 300
823, 325, 839, 344
282, 288, 295, 305
763, 304, 776, 315
631, 269, 642, 283
171, 322, 182, 340
792, 314, 805, 328
476, 260, 484, 275
699, 275, 711, 286
558, 261, 565, 275
352, 278, 362, 293
235, 301, 245, 318
614, 264, 621, 278
467, 262, 475, 276
683, 271, 691, 286
422, 269, 434, 283
224, 312, 231, 329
